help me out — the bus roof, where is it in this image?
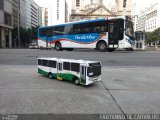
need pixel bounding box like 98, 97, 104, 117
39, 18, 106, 29
38, 58, 101, 64
39, 16, 127, 29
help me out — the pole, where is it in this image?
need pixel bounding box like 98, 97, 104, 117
18, 0, 21, 48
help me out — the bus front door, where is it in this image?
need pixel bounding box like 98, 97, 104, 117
57, 62, 63, 80
108, 21, 118, 48
46, 29, 52, 48
80, 66, 86, 84
57, 63, 63, 73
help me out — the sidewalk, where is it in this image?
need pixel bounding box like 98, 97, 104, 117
0, 65, 160, 115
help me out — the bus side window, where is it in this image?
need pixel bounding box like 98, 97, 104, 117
76, 24, 83, 34
71, 63, 80, 72
64, 25, 73, 35
53, 26, 65, 35
63, 62, 70, 70
38, 59, 41, 65
42, 60, 48, 67
48, 61, 57, 68
109, 23, 114, 33
46, 29, 52, 37
39, 28, 46, 37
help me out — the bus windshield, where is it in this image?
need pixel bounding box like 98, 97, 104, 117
87, 66, 101, 77
125, 20, 134, 37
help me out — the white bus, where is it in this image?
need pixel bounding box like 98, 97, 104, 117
38, 58, 101, 85
38, 16, 134, 52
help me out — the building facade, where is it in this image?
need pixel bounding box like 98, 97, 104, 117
42, 8, 48, 26
70, 0, 115, 22
115, 0, 131, 16
42, 0, 66, 26
70, 0, 132, 22
132, 15, 138, 31
134, 3, 160, 32
31, 0, 42, 27
19, 0, 42, 28
136, 10, 146, 31
12, 0, 19, 28
0, 0, 13, 48
145, 3, 160, 32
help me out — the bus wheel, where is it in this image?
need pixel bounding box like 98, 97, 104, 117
98, 42, 107, 52
107, 48, 115, 52
48, 73, 53, 79
55, 42, 62, 51
74, 79, 80, 85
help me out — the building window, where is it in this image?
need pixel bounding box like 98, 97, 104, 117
0, 0, 4, 10
4, 12, 12, 26
123, 0, 127, 8
76, 0, 80, 7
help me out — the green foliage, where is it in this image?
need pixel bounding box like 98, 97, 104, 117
145, 27, 160, 44
12, 26, 39, 48
31, 26, 39, 39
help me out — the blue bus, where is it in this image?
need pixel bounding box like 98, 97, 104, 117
38, 16, 134, 52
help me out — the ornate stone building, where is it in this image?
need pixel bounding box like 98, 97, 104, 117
70, 0, 116, 21
70, 0, 131, 22
115, 0, 131, 16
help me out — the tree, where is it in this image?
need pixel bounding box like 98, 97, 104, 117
12, 27, 32, 48
153, 28, 160, 42
31, 26, 39, 40
145, 27, 160, 45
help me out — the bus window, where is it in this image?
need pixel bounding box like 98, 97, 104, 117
38, 59, 41, 65
83, 23, 93, 33
53, 26, 65, 35
71, 24, 83, 34
42, 60, 48, 67
94, 21, 108, 33
63, 62, 70, 70
64, 25, 73, 35
71, 63, 80, 72
39, 28, 46, 37
46, 29, 52, 37
109, 23, 114, 33
48, 61, 57, 68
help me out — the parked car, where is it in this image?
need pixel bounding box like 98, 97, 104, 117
29, 42, 38, 49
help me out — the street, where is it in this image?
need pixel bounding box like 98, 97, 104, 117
0, 49, 160, 119
0, 49, 160, 66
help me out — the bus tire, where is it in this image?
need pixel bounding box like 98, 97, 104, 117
48, 73, 53, 79
97, 42, 107, 52
74, 79, 80, 85
55, 42, 62, 51
107, 48, 115, 52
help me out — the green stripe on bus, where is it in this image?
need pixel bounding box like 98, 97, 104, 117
38, 68, 48, 76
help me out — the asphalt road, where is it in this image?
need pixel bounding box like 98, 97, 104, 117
0, 49, 160, 120
0, 49, 160, 66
